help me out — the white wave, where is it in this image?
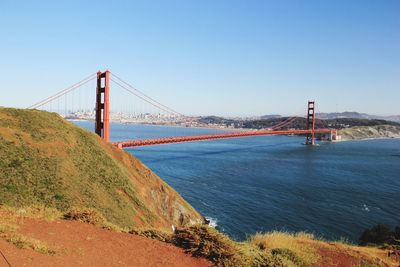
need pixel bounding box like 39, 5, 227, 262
363, 204, 370, 212
205, 216, 218, 228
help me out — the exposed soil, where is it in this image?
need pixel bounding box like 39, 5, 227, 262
0, 217, 211, 267
315, 247, 358, 267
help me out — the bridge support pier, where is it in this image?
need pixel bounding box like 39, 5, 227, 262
95, 70, 110, 142
305, 101, 315, 145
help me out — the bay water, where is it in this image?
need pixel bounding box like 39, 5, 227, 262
75, 121, 400, 242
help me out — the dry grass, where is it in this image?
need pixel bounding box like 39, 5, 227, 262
129, 228, 172, 242
0, 204, 62, 222
172, 226, 244, 266
330, 241, 396, 267
63, 207, 124, 232
0, 221, 56, 255
170, 226, 308, 266
64, 207, 108, 225
248, 231, 398, 267
249, 231, 319, 266
5, 233, 56, 255
13, 205, 62, 221
129, 225, 397, 266
0, 222, 18, 234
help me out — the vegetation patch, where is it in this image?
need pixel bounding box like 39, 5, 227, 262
170, 226, 319, 266
359, 224, 400, 246
64, 208, 107, 225
248, 231, 319, 266
64, 207, 124, 232
0, 222, 18, 234
0, 221, 55, 255
5, 233, 56, 255
172, 226, 243, 266
129, 228, 172, 242
270, 248, 308, 266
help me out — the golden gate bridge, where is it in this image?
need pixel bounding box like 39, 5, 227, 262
28, 70, 336, 148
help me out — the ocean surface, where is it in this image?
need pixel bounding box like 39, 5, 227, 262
75, 121, 400, 242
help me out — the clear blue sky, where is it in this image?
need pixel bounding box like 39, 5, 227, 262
1, 0, 399, 116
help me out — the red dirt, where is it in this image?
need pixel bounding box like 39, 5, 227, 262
0, 217, 211, 267
315, 247, 359, 267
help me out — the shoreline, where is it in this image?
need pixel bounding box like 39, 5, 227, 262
338, 136, 400, 142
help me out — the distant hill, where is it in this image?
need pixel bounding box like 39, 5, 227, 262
198, 114, 400, 130
260, 114, 282, 120
0, 108, 203, 230
198, 116, 240, 127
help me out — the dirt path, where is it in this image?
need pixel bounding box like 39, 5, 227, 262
0, 217, 210, 267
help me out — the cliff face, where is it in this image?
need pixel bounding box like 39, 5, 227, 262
338, 125, 400, 141
0, 108, 203, 230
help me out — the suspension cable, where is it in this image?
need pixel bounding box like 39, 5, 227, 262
271, 116, 297, 130
109, 72, 182, 116
110, 78, 181, 116
28, 73, 97, 109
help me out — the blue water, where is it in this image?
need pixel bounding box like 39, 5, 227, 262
75, 121, 400, 242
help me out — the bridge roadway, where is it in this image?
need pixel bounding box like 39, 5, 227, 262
112, 128, 334, 148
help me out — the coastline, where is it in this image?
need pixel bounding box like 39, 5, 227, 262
337, 136, 400, 142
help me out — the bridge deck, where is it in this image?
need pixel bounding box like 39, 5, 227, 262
112, 129, 333, 148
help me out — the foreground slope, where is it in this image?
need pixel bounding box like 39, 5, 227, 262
0, 209, 210, 267
0, 207, 398, 267
0, 108, 203, 229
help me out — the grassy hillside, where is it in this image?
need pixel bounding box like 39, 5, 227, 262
0, 108, 203, 230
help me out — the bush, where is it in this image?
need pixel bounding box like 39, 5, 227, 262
359, 224, 398, 245
64, 208, 107, 226
129, 229, 171, 242
395, 226, 400, 240
172, 226, 243, 266
271, 248, 307, 266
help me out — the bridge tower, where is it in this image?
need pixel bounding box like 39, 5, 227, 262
305, 101, 316, 145
95, 70, 110, 142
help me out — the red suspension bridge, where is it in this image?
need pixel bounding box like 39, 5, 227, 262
29, 70, 336, 148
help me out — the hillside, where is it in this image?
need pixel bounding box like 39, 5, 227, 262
0, 108, 203, 230
339, 125, 400, 141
